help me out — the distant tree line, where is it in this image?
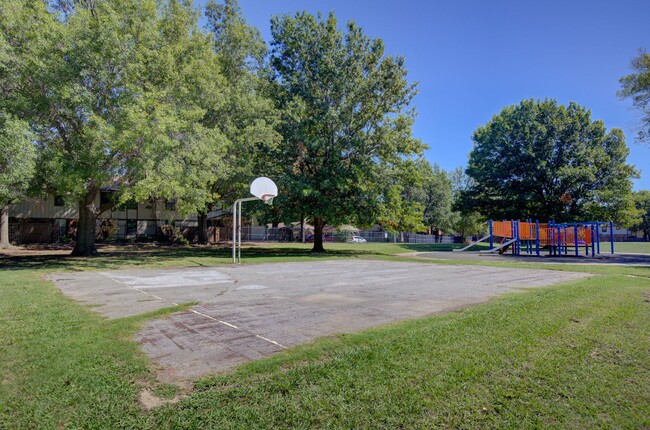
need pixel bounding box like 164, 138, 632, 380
0, 0, 646, 253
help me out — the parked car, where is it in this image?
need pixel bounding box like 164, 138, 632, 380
305, 234, 334, 243
347, 235, 367, 243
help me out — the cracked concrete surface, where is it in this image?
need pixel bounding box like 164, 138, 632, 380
49, 260, 590, 380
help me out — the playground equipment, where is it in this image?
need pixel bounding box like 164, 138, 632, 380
453, 234, 490, 252
458, 219, 614, 257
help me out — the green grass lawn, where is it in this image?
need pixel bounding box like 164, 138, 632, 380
608, 241, 650, 253
1, 245, 649, 428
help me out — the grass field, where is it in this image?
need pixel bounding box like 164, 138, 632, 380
1, 244, 649, 428
609, 241, 650, 253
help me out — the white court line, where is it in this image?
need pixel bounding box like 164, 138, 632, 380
99, 273, 287, 350
189, 308, 287, 349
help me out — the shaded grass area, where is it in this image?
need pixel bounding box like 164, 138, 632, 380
0, 243, 373, 270
1, 245, 649, 428
0, 240, 643, 273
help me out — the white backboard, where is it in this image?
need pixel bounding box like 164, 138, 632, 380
250, 177, 278, 203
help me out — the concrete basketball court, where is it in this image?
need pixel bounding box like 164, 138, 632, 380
48, 260, 589, 381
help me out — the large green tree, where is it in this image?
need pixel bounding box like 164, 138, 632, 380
375, 159, 426, 234
391, 159, 456, 235
631, 190, 650, 241
5, 0, 225, 255
197, 0, 279, 243
0, 2, 37, 248
121, 0, 228, 234
417, 161, 454, 234
269, 12, 424, 252
0, 114, 35, 248
619, 50, 650, 144
449, 167, 485, 237
462, 99, 638, 223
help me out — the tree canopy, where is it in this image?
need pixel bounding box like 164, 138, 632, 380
4, 0, 228, 255
0, 113, 35, 248
619, 50, 650, 144
450, 167, 485, 237
195, 0, 279, 243
269, 11, 424, 251
375, 159, 426, 234
0, 113, 34, 206
631, 190, 650, 241
462, 99, 638, 224
396, 160, 455, 234
6, 1, 641, 254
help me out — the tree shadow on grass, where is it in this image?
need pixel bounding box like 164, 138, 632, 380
0, 243, 379, 272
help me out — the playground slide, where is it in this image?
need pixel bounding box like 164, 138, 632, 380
453, 235, 490, 252
479, 238, 518, 254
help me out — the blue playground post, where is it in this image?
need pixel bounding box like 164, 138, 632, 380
516, 220, 520, 255
535, 220, 540, 256
557, 225, 562, 256
609, 221, 614, 254
595, 222, 601, 254
563, 224, 567, 254
574, 224, 579, 256
591, 225, 596, 257
489, 220, 493, 249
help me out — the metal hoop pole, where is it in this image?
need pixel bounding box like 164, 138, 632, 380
238, 200, 242, 263
232, 201, 237, 263
232, 197, 258, 264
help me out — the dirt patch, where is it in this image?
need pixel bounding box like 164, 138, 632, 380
138, 388, 185, 411
0, 243, 73, 257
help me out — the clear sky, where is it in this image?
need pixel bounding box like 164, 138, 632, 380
197, 0, 650, 190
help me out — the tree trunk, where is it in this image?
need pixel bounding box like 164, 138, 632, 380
300, 213, 305, 243
71, 190, 99, 256
311, 216, 326, 253
197, 212, 208, 244
0, 205, 11, 249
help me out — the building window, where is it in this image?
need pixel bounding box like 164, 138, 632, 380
54, 195, 65, 207
118, 199, 138, 211
126, 220, 137, 236
165, 199, 176, 211
100, 191, 116, 207
55, 219, 66, 236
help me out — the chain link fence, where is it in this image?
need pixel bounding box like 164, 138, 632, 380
223, 226, 461, 244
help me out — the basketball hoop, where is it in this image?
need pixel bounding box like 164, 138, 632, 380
233, 177, 279, 263
250, 177, 278, 204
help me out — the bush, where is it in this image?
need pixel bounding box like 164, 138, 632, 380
96, 219, 118, 242
159, 225, 190, 246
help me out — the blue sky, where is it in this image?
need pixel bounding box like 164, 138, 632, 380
198, 0, 650, 190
